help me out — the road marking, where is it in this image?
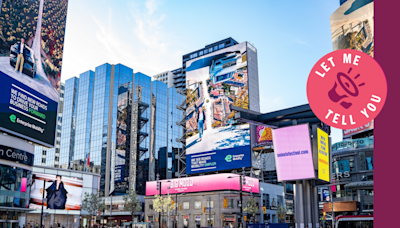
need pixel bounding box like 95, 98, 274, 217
9, 106, 46, 124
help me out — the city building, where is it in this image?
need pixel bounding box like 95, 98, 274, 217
33, 82, 65, 167
26, 166, 100, 228
144, 174, 262, 228
259, 183, 285, 224
0, 134, 35, 228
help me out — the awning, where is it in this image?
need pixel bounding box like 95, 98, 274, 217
344, 181, 373, 190
0, 206, 35, 213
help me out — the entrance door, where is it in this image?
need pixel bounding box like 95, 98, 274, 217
183, 216, 189, 228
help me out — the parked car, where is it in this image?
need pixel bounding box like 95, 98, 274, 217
9, 42, 37, 77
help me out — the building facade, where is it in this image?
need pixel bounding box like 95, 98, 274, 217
33, 82, 65, 167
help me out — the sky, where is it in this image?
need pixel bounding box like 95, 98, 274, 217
60, 0, 343, 143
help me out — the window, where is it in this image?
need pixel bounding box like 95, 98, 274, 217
148, 216, 154, 223
214, 46, 218, 51
183, 202, 190, 209
206, 200, 214, 208
199, 51, 203, 56
227, 199, 234, 208
194, 201, 201, 209
209, 48, 213, 53
219, 43, 225, 49
149, 204, 153, 210
204, 49, 208, 54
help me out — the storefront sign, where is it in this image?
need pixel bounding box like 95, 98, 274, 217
0, 144, 34, 166
146, 173, 259, 195
323, 201, 357, 212
332, 171, 351, 180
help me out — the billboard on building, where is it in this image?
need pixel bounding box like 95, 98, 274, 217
343, 120, 373, 138
256, 125, 273, 144
185, 42, 251, 174
146, 173, 259, 195
29, 173, 83, 210
317, 128, 330, 182
330, 0, 374, 57
0, 0, 69, 147
272, 124, 315, 182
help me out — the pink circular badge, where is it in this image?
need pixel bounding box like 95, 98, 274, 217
307, 49, 387, 130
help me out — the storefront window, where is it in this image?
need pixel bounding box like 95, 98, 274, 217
206, 200, 214, 208
207, 215, 214, 227
363, 190, 374, 196
360, 151, 373, 171
227, 199, 234, 208
195, 215, 201, 228
183, 215, 189, 228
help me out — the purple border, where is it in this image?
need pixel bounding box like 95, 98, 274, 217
375, 1, 400, 227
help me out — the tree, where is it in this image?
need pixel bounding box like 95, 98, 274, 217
123, 189, 142, 222
152, 195, 175, 227
276, 204, 287, 223
244, 197, 259, 223
82, 192, 105, 228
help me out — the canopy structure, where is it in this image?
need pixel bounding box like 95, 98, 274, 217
344, 181, 374, 190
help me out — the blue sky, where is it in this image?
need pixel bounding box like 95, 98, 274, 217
61, 0, 342, 142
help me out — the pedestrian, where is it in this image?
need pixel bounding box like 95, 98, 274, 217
197, 107, 205, 141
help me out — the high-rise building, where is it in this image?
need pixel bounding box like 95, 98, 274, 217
33, 82, 65, 167
153, 68, 185, 89
53, 64, 182, 197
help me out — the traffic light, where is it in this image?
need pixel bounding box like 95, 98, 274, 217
323, 211, 326, 221
223, 198, 228, 208
179, 204, 182, 212
156, 217, 159, 222
243, 177, 246, 185
172, 200, 175, 205
203, 206, 206, 213
329, 202, 332, 209
244, 216, 247, 221
263, 206, 267, 214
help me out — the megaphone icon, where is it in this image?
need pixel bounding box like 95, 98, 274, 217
328, 68, 365, 109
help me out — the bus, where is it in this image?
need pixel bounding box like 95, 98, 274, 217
335, 215, 373, 228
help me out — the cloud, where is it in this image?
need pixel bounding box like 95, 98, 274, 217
145, 0, 158, 15
295, 38, 308, 46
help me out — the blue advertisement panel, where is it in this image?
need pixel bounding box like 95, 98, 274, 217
0, 72, 58, 146
322, 189, 330, 202
186, 145, 251, 174
0, 0, 69, 147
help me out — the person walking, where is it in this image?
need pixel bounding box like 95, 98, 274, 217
197, 107, 205, 141
14, 38, 27, 74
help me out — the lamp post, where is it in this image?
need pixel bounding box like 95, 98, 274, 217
166, 180, 171, 228
228, 167, 246, 228
156, 174, 161, 228
39, 177, 46, 228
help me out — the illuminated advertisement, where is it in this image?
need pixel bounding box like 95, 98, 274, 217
343, 120, 373, 138
256, 126, 273, 144
29, 173, 83, 210
146, 173, 259, 195
332, 136, 373, 151
0, 0, 69, 147
272, 124, 315, 181
317, 128, 330, 182
185, 42, 250, 173
330, 0, 374, 57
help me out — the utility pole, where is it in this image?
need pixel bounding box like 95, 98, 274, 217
156, 174, 161, 228
39, 178, 46, 228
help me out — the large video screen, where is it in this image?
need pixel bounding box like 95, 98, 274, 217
272, 124, 315, 181
0, 0, 69, 147
330, 0, 374, 57
185, 42, 251, 174
29, 173, 83, 210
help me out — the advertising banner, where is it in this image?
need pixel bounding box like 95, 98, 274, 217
185, 42, 250, 173
332, 136, 373, 151
186, 145, 251, 174
145, 173, 259, 196
29, 173, 83, 210
256, 126, 273, 144
0, 0, 69, 147
272, 124, 315, 181
330, 0, 374, 57
343, 121, 374, 138
317, 128, 330, 182
322, 189, 330, 202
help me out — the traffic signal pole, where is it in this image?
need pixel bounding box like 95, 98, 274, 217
240, 175, 243, 228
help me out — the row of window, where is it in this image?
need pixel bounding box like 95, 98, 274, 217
149, 199, 258, 211
187, 43, 227, 60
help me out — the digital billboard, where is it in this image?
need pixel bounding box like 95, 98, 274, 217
146, 173, 259, 196
343, 120, 373, 138
0, 0, 69, 147
317, 128, 330, 182
330, 0, 374, 57
185, 42, 250, 173
272, 124, 315, 182
256, 125, 273, 144
29, 173, 83, 210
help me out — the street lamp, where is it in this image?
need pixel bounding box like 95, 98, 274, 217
156, 174, 161, 228
228, 167, 246, 228
166, 180, 171, 228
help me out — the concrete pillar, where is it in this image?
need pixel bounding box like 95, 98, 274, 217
303, 180, 312, 226
312, 185, 320, 227
18, 213, 27, 228
294, 181, 304, 228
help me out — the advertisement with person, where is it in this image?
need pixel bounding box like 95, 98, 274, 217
0, 0, 69, 146
330, 0, 374, 57
29, 173, 83, 210
185, 42, 251, 174
272, 124, 315, 182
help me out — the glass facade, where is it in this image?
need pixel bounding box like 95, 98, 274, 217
168, 87, 184, 178
0, 164, 30, 208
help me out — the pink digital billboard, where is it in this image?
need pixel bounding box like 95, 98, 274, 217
146, 173, 259, 196
272, 124, 315, 181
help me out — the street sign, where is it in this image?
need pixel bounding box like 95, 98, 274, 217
206, 207, 211, 210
